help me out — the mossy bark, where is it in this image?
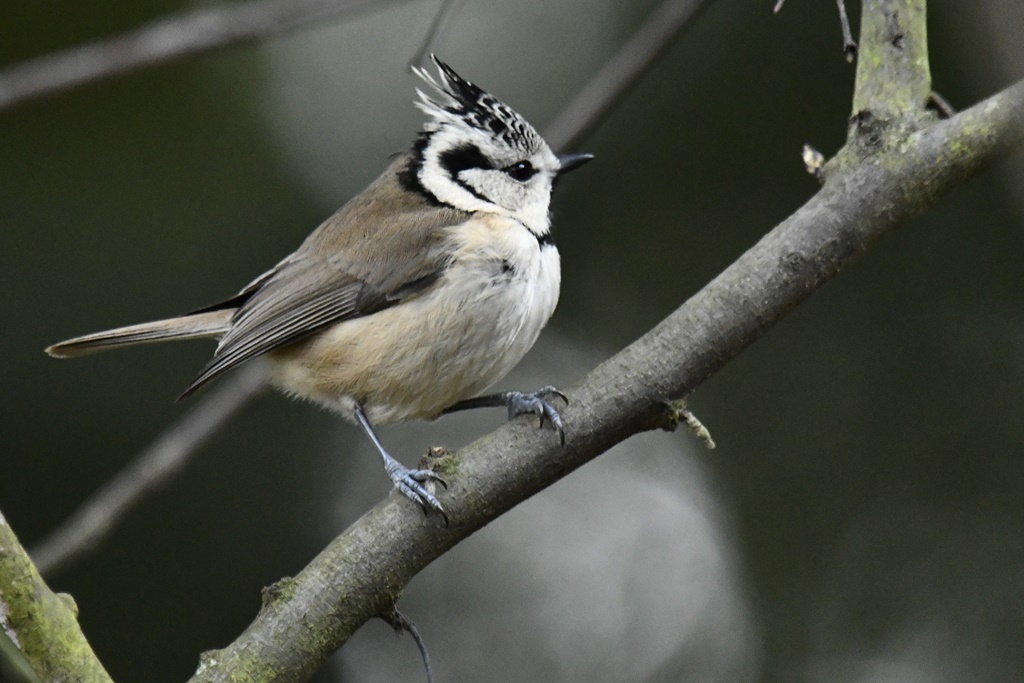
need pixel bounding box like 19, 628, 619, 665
0, 511, 112, 682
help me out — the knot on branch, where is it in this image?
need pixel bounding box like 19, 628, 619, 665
838, 105, 937, 171
850, 109, 887, 151
884, 6, 904, 49
420, 446, 457, 478
56, 592, 79, 617
196, 650, 223, 676
779, 251, 809, 279
261, 576, 298, 611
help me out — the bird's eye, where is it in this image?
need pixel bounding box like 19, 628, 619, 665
503, 161, 536, 182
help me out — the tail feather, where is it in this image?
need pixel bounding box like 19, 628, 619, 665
45, 310, 233, 359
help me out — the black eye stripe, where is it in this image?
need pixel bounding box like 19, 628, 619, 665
439, 144, 494, 177
436, 143, 492, 202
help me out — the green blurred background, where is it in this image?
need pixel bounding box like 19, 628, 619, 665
2, 1, 1023, 681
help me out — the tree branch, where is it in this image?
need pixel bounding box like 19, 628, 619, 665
851, 0, 930, 121
185, 68, 1024, 683
0, 510, 112, 681
0, 0, 411, 112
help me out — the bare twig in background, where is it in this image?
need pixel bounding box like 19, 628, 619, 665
30, 364, 267, 577
408, 0, 466, 68
543, 0, 716, 152
29, 0, 716, 577
0, 0, 413, 112
773, 0, 857, 62
928, 90, 956, 118
836, 0, 857, 61
381, 609, 434, 683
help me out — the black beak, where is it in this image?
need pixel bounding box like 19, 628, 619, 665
556, 153, 594, 175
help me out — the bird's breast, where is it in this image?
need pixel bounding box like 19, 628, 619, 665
267, 214, 560, 424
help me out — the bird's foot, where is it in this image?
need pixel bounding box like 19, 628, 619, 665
505, 386, 568, 446
385, 458, 448, 522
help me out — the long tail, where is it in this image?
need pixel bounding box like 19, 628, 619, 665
45, 310, 234, 359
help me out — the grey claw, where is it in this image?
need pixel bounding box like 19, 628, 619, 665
388, 463, 447, 521
507, 388, 568, 447
536, 385, 569, 406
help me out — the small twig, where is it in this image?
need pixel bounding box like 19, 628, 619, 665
408, 0, 466, 68
773, 0, 857, 61
0, 0, 412, 112
381, 609, 434, 683
927, 91, 956, 119
681, 409, 716, 450
542, 0, 716, 152
836, 0, 857, 61
660, 400, 716, 449
31, 364, 267, 576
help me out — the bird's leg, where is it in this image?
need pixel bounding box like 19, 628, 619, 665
354, 403, 447, 519
443, 385, 568, 446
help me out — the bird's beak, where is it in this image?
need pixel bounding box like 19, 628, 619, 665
556, 153, 594, 175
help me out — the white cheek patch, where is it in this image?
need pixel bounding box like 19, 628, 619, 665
419, 156, 494, 214
460, 168, 527, 212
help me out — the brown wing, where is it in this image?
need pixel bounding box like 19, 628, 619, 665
180, 155, 468, 397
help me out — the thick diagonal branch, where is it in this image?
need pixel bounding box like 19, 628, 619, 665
187, 77, 1024, 683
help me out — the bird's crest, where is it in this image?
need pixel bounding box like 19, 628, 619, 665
412, 55, 542, 152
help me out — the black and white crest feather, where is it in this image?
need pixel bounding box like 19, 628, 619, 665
412, 55, 544, 156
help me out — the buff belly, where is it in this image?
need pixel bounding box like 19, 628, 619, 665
266, 245, 560, 424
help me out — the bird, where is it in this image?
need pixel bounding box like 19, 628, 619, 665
46, 56, 593, 518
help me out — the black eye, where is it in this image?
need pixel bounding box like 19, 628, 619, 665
503, 161, 536, 182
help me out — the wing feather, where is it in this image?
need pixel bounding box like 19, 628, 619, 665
179, 156, 468, 398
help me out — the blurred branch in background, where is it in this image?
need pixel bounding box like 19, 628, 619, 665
0, 0, 412, 112
408, 0, 466, 68
187, 1, 1024, 678
835, 0, 858, 60
543, 0, 715, 151
774, 0, 857, 61
0, 510, 112, 681
26, 0, 720, 579
30, 363, 267, 577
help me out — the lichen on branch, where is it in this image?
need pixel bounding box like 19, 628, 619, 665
0, 511, 112, 681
